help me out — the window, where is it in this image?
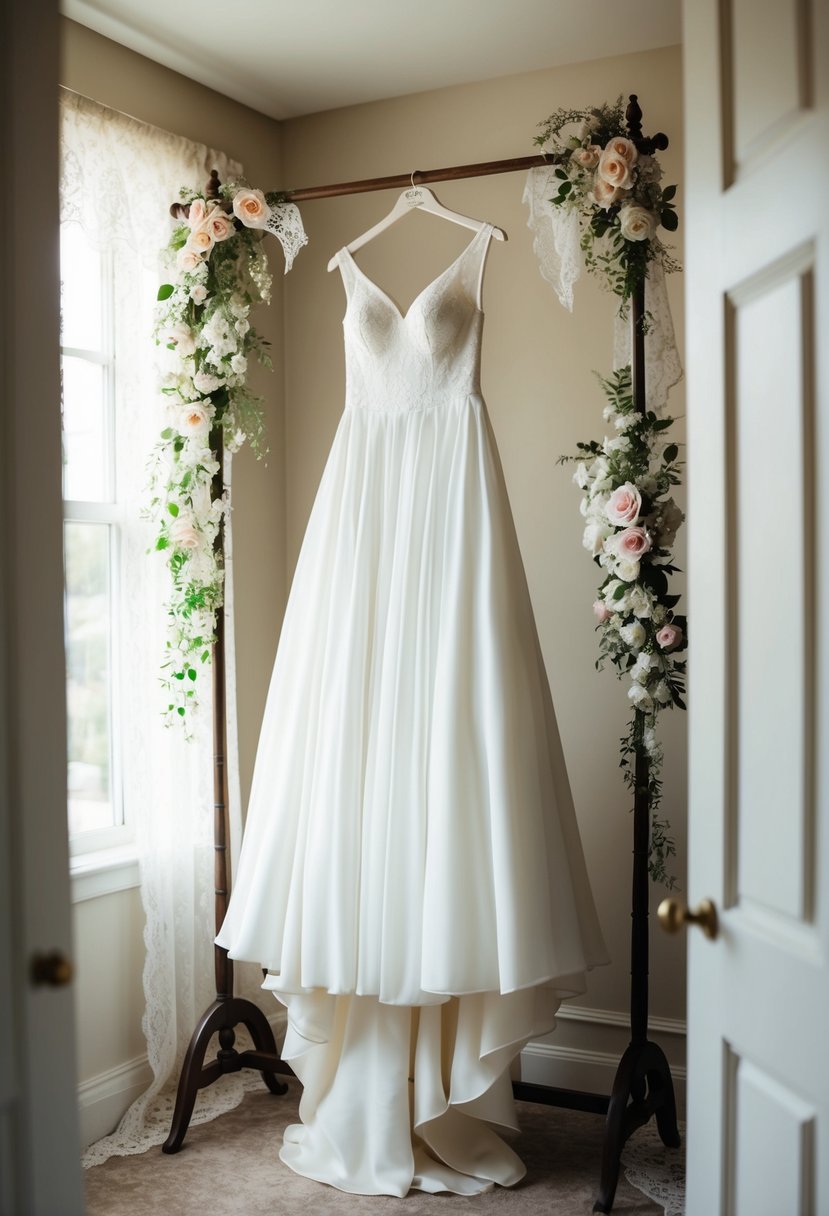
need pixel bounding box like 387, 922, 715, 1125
60, 223, 130, 855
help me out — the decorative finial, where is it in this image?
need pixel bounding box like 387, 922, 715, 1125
625, 94, 669, 156
206, 169, 222, 199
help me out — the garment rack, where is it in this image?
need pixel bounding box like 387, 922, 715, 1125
164, 96, 679, 1215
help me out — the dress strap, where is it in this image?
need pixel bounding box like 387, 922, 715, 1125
456, 223, 494, 312
335, 247, 360, 300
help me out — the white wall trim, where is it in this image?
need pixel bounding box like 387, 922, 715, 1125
78, 1053, 152, 1149
77, 1008, 288, 1149
557, 1003, 686, 1038
71, 847, 140, 903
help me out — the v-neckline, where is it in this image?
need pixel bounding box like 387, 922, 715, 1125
340, 224, 490, 320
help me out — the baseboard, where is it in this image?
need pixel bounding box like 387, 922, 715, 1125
77, 1009, 289, 1150
521, 1030, 687, 1113
77, 1053, 153, 1149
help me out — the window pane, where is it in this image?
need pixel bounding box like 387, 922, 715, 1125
61, 355, 109, 502
60, 223, 103, 351
64, 521, 116, 837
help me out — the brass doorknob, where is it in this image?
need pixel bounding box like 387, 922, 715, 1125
30, 950, 73, 987
657, 897, 719, 941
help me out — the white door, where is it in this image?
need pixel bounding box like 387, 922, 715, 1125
683, 1, 829, 1213
0, 0, 85, 1212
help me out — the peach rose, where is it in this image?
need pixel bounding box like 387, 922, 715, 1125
572, 144, 601, 169
232, 188, 268, 228
656, 623, 683, 651
205, 209, 235, 242
593, 599, 612, 623
177, 400, 214, 438
606, 483, 642, 526
187, 226, 215, 255
187, 198, 206, 227
588, 177, 622, 209
619, 203, 657, 242
604, 136, 638, 166
598, 147, 634, 190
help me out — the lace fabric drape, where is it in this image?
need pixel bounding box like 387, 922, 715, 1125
522, 166, 683, 410
59, 88, 273, 1166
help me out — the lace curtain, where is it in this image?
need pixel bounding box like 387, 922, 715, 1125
522, 165, 683, 410
59, 88, 273, 1165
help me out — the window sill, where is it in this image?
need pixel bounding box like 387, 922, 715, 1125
70, 845, 140, 903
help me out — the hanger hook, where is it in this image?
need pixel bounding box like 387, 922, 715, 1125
410, 169, 418, 189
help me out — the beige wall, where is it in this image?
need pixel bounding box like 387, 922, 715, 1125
280, 43, 687, 1078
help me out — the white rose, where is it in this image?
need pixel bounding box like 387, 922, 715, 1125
619, 203, 658, 242
628, 585, 654, 619
615, 557, 641, 583
628, 683, 654, 712
163, 323, 196, 357
189, 284, 208, 304
234, 318, 250, 337
574, 462, 590, 489
605, 435, 631, 454
655, 681, 674, 705
588, 177, 622, 209
177, 247, 203, 273
583, 521, 610, 556
230, 353, 247, 375
620, 621, 646, 650
193, 370, 223, 393
631, 651, 658, 683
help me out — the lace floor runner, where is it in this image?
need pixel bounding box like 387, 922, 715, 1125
623, 1120, 686, 1215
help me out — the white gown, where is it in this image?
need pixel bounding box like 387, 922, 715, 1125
216, 222, 609, 1196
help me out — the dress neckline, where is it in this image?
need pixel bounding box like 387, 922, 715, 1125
340, 223, 491, 321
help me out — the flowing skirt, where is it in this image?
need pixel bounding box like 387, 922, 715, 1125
217, 393, 608, 1193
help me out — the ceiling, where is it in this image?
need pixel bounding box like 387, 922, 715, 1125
62, 0, 681, 121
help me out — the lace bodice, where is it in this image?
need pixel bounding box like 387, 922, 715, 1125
335, 223, 493, 413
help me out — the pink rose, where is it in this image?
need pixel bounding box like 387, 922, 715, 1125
604, 136, 639, 166
606, 483, 642, 526
598, 147, 634, 190
615, 526, 652, 559
572, 144, 601, 169
232, 188, 268, 228
588, 177, 621, 209
656, 623, 683, 651
177, 247, 203, 273
204, 208, 235, 242
593, 599, 612, 623
169, 515, 201, 551
187, 198, 206, 227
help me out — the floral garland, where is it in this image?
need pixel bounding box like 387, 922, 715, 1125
146, 184, 293, 729
535, 97, 685, 885
562, 368, 685, 885
534, 97, 679, 303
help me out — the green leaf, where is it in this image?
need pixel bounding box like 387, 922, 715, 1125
663, 443, 678, 463
662, 184, 677, 202
613, 584, 627, 601
155, 536, 169, 550
661, 210, 679, 232
555, 168, 567, 180
177, 706, 186, 716
167, 502, 179, 517
160, 427, 173, 440
157, 283, 175, 301
188, 668, 197, 681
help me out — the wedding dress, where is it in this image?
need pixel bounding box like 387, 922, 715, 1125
216, 221, 608, 1195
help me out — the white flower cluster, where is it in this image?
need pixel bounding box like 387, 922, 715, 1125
573, 376, 686, 731
148, 184, 276, 726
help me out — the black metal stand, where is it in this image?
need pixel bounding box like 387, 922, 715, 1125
592, 97, 682, 1213
162, 430, 291, 1156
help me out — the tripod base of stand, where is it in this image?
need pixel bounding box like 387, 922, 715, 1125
592, 1038, 681, 1214
162, 996, 292, 1154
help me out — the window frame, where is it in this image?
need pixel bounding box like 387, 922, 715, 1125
61, 236, 134, 863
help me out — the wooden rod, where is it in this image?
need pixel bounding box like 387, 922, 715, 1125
283, 153, 559, 201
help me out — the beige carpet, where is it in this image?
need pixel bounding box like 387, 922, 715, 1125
85, 1078, 664, 1214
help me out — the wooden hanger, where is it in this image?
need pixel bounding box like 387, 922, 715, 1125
327, 175, 506, 271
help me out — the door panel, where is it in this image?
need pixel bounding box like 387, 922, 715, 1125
684, 0, 829, 1212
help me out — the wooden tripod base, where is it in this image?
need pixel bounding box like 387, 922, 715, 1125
161, 996, 292, 1155
592, 1037, 681, 1213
